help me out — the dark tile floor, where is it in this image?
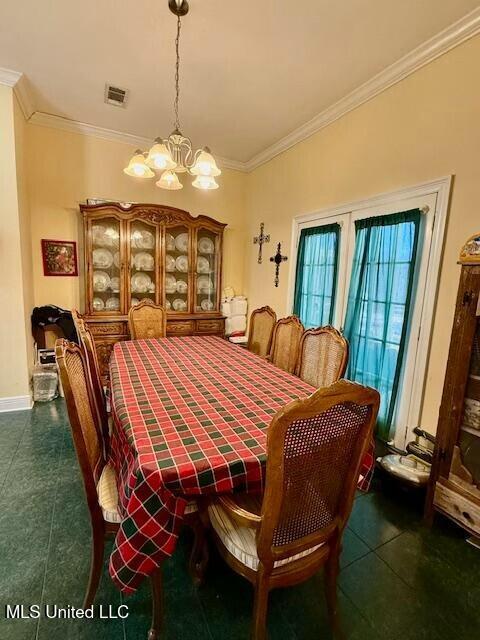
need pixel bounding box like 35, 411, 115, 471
0, 399, 479, 640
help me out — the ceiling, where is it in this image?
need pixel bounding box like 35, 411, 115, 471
0, 1, 478, 164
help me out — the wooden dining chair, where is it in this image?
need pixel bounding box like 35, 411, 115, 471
55, 338, 163, 638
296, 326, 349, 388
128, 299, 167, 340
247, 306, 277, 357
207, 379, 380, 640
268, 315, 304, 373
72, 309, 109, 449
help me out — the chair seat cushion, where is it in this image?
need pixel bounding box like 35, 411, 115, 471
97, 466, 198, 524
97, 465, 122, 524
208, 502, 323, 571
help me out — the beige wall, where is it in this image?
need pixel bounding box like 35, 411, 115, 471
26, 125, 247, 311
0, 85, 32, 400
244, 34, 480, 435
14, 94, 35, 377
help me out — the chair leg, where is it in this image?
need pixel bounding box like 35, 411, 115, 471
324, 548, 342, 638
147, 567, 163, 640
83, 525, 105, 608
189, 517, 209, 586
252, 569, 269, 640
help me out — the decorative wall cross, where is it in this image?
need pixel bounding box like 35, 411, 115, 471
253, 222, 270, 264
270, 242, 288, 287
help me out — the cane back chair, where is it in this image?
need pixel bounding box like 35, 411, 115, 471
55, 338, 164, 638
268, 315, 304, 373
247, 306, 277, 357
296, 326, 349, 388
128, 299, 167, 340
71, 309, 109, 449
208, 379, 380, 640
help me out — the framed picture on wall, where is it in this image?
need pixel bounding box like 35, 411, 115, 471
41, 239, 78, 276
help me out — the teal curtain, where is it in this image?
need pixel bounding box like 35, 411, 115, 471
294, 224, 340, 328
344, 210, 421, 441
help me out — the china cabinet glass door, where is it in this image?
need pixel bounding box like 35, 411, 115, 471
165, 225, 191, 313
195, 227, 219, 312
129, 220, 158, 308
90, 216, 122, 314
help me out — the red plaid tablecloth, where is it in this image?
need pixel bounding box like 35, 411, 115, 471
108, 336, 374, 593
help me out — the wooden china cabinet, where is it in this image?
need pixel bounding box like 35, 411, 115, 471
425, 232, 480, 537
80, 202, 226, 380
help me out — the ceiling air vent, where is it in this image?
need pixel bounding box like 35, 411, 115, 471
104, 83, 129, 108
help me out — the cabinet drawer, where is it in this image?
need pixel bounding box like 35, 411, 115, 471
434, 482, 480, 535
89, 322, 127, 337
167, 321, 195, 336
196, 319, 225, 334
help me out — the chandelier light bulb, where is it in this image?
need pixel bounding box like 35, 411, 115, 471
156, 170, 183, 190
146, 140, 177, 171
191, 148, 221, 177
192, 174, 219, 190
123, 151, 155, 178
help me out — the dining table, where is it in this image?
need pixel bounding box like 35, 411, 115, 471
108, 335, 374, 593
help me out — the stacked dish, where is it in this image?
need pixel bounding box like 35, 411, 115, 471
166, 274, 177, 294
175, 233, 189, 252
198, 237, 214, 254
197, 256, 210, 274
176, 255, 188, 272
131, 273, 154, 293
172, 298, 187, 311
197, 275, 214, 294
93, 224, 119, 248
133, 252, 154, 271
200, 299, 214, 311
93, 297, 105, 311
110, 277, 120, 292
176, 280, 188, 294
131, 229, 154, 249
93, 248, 113, 269
93, 271, 110, 292
106, 297, 120, 311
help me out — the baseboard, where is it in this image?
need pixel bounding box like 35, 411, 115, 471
0, 395, 33, 413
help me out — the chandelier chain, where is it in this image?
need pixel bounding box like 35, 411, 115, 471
174, 15, 181, 131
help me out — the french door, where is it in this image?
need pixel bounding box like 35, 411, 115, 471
290, 189, 440, 449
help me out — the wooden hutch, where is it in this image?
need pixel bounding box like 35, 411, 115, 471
425, 232, 480, 537
80, 202, 226, 379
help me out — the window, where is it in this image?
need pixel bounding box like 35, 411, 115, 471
289, 178, 451, 449
343, 211, 421, 440
293, 224, 340, 328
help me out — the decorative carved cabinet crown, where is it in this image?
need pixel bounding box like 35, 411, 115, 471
81, 202, 226, 380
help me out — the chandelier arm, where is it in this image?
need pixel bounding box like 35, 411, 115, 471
174, 15, 181, 131
186, 147, 203, 174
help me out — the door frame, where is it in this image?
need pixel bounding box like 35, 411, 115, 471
287, 176, 452, 449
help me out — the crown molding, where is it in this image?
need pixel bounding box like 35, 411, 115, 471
245, 6, 480, 171
0, 66, 22, 87
29, 111, 247, 172
14, 74, 35, 120
0, 67, 35, 119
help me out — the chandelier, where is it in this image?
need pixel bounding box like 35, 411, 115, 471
123, 0, 221, 190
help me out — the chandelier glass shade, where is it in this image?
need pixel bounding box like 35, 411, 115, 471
123, 151, 155, 178
124, 0, 221, 190
156, 170, 183, 190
